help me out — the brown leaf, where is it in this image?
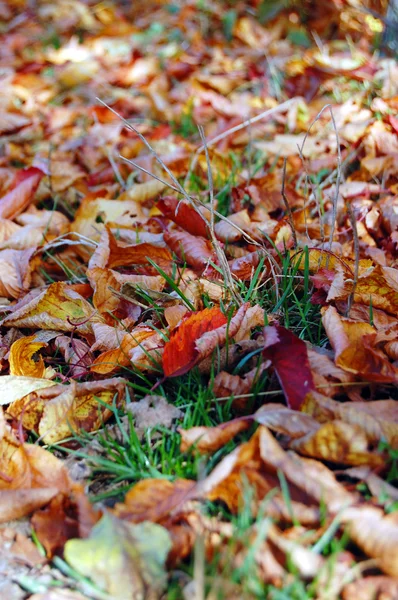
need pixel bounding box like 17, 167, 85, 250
322, 306, 398, 382
342, 576, 398, 600
7, 378, 127, 444
0, 168, 44, 220
2, 282, 100, 336
113, 479, 196, 523
328, 265, 398, 316
179, 419, 250, 453
0, 248, 35, 299
126, 395, 183, 439
341, 506, 398, 577
89, 226, 172, 273
164, 229, 215, 270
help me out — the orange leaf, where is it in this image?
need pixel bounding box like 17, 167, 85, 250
9, 335, 47, 378
162, 307, 227, 377
0, 167, 44, 220
157, 196, 210, 238
164, 229, 215, 271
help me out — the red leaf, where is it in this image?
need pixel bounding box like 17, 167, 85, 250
262, 325, 314, 410
164, 229, 215, 270
163, 307, 227, 377
0, 167, 44, 220
158, 197, 209, 238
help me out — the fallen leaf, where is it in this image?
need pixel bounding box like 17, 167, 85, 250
7, 378, 127, 444
262, 325, 315, 410
164, 229, 215, 270
163, 306, 227, 377
126, 395, 183, 439
322, 306, 397, 382
113, 479, 196, 523
157, 196, 209, 237
64, 513, 171, 600
0, 168, 44, 220
341, 506, 398, 577
1, 282, 100, 336
88, 227, 172, 273
0, 248, 36, 299
0, 376, 56, 406
9, 335, 48, 378
342, 576, 398, 600
179, 419, 250, 453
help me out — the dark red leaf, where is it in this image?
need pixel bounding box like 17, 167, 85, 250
262, 325, 314, 410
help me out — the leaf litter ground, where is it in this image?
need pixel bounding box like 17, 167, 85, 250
0, 1, 398, 598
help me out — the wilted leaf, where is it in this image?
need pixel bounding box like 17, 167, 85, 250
0, 375, 56, 406
90, 327, 158, 374
200, 426, 354, 523
89, 227, 172, 273
163, 302, 260, 378
303, 392, 398, 449
328, 265, 398, 316
0, 248, 36, 299
1, 282, 100, 336
118, 179, 166, 203
114, 479, 196, 523
0, 167, 44, 220
163, 306, 227, 377
179, 419, 250, 453
322, 306, 398, 382
262, 325, 314, 410
9, 335, 48, 378
64, 513, 171, 600
290, 420, 383, 467
126, 395, 183, 439
341, 506, 398, 577
32, 486, 100, 557
54, 335, 93, 379
157, 196, 209, 237
164, 229, 215, 270
7, 378, 126, 444
342, 576, 398, 600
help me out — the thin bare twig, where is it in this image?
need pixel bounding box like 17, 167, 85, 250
281, 158, 298, 248
98, 98, 281, 291
297, 103, 342, 253
198, 125, 242, 304
185, 97, 298, 186
346, 204, 359, 318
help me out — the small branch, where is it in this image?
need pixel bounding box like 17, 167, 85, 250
185, 97, 298, 185
281, 158, 298, 248
346, 204, 359, 318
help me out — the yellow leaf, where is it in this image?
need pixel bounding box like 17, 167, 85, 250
0, 375, 56, 406
9, 335, 47, 378
2, 282, 100, 335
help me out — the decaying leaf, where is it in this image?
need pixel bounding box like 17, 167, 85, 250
64, 513, 171, 600
1, 283, 100, 336
262, 325, 314, 409
125, 395, 183, 439
0, 168, 44, 220
9, 335, 48, 378
322, 306, 398, 382
6, 378, 127, 444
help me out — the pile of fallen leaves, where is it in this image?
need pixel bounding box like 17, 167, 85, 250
0, 0, 398, 598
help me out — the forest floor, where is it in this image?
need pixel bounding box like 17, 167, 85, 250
0, 1, 398, 599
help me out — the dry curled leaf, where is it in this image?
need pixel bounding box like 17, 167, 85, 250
0, 167, 44, 220
2, 282, 100, 336
6, 378, 127, 444
9, 335, 48, 378
322, 306, 398, 382
164, 229, 215, 270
